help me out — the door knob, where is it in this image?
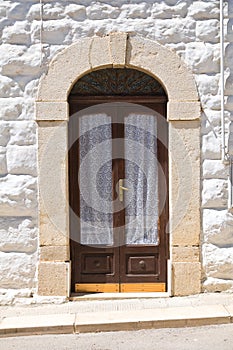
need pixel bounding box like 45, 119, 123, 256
119, 179, 129, 202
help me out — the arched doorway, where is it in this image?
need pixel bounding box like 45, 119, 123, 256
36, 33, 201, 297
68, 68, 168, 293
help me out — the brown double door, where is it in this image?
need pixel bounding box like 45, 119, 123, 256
69, 101, 169, 293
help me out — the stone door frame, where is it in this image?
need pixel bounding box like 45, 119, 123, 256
36, 33, 201, 297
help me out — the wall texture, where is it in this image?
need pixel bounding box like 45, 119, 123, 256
0, 0, 232, 304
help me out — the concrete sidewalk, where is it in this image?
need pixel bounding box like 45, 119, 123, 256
0, 293, 233, 337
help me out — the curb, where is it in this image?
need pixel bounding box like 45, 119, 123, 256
0, 314, 75, 338
0, 305, 232, 338
75, 305, 232, 333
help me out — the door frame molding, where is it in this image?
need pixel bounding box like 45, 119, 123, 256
36, 33, 201, 297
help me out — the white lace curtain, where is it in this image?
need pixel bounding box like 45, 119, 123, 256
79, 114, 113, 245
125, 114, 159, 245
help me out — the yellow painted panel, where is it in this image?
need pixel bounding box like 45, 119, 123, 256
120, 283, 166, 293
75, 283, 166, 293
75, 283, 120, 293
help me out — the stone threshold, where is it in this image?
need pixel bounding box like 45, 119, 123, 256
69, 292, 171, 301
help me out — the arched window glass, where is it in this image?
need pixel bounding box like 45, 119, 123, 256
69, 68, 167, 97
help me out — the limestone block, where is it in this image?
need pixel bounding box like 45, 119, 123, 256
225, 43, 233, 68
86, 3, 120, 20
173, 262, 201, 296
42, 21, 71, 45
172, 246, 200, 262
0, 288, 37, 306
36, 102, 68, 121
0, 291, 15, 306
0, 76, 22, 98
0, 174, 37, 216
0, 3, 8, 18
202, 130, 221, 160
8, 3, 28, 20
225, 96, 233, 110
0, 98, 23, 120
65, 4, 86, 21
39, 211, 69, 247
201, 110, 221, 134
8, 121, 37, 146
229, 1, 233, 18
195, 74, 220, 97
228, 125, 233, 156
40, 3, 65, 20
202, 160, 228, 179
38, 262, 70, 296
168, 101, 200, 121
152, 18, 196, 44
108, 19, 155, 39
188, 1, 219, 20
90, 36, 112, 69
121, 3, 150, 19
29, 21, 43, 43
0, 218, 37, 253
0, 288, 34, 299
0, 123, 10, 146
203, 209, 233, 247
47, 44, 68, 60
196, 20, 219, 42
152, 1, 188, 19
226, 18, 233, 42
164, 0, 183, 5
202, 179, 228, 208
37, 38, 92, 101
6, 145, 37, 176
40, 245, 69, 262
0, 252, 37, 289
1, 44, 42, 77
225, 74, 233, 96
2, 21, 31, 45
24, 79, 40, 99
109, 33, 127, 68
27, 4, 42, 20
18, 98, 35, 121
203, 277, 233, 293
0, 147, 7, 175
38, 122, 69, 246
200, 95, 221, 110
169, 121, 200, 246
183, 43, 220, 74
127, 36, 199, 101
203, 244, 233, 280
228, 120, 233, 134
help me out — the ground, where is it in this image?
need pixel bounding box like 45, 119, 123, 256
1, 324, 233, 350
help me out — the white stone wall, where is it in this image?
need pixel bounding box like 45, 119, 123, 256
0, 0, 232, 303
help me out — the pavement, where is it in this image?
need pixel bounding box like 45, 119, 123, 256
0, 293, 233, 338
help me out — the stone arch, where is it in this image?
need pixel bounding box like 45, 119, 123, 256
36, 33, 201, 297
36, 33, 199, 121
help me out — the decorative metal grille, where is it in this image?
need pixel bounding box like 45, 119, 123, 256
70, 68, 166, 96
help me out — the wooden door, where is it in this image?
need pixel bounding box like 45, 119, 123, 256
69, 101, 169, 293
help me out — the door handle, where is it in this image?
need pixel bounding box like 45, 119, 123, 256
119, 179, 129, 202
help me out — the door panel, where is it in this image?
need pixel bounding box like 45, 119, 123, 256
73, 245, 120, 284
69, 102, 168, 293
